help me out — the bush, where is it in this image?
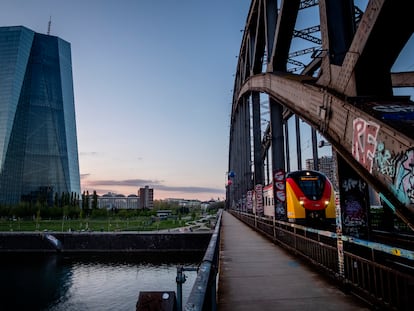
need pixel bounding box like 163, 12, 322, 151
91, 208, 108, 218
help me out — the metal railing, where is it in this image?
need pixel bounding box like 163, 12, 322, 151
184, 209, 222, 311
231, 210, 414, 310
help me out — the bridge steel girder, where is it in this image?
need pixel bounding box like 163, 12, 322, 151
252, 92, 264, 185
229, 0, 414, 228
268, 0, 301, 72
319, 0, 414, 96
228, 96, 252, 209
238, 72, 414, 228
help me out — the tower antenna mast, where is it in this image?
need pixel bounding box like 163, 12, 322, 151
47, 16, 52, 35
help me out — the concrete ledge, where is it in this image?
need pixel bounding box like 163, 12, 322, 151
0, 232, 212, 253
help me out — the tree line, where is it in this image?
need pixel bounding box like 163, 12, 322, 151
0, 191, 222, 220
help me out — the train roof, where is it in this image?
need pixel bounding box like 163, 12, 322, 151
286, 170, 327, 178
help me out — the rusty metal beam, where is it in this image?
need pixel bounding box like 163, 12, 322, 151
229, 0, 414, 230
268, 0, 301, 72
238, 72, 414, 228
392, 72, 414, 88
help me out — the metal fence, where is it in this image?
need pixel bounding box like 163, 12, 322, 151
231, 210, 414, 311
184, 210, 222, 311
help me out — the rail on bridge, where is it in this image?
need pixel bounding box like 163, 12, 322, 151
230, 210, 414, 310
227, 0, 414, 229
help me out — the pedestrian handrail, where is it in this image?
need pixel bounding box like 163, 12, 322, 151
184, 209, 222, 311
231, 210, 414, 310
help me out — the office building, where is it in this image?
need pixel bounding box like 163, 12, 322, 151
0, 26, 81, 204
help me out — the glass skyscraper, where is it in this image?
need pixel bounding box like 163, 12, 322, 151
0, 26, 81, 205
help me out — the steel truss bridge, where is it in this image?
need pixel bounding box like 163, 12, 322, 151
227, 0, 414, 231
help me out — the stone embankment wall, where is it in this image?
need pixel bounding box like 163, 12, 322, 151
0, 232, 211, 253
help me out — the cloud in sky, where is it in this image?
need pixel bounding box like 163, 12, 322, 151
80, 175, 224, 199
85, 178, 161, 187
79, 152, 100, 156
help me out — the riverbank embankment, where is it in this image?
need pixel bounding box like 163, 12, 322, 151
0, 231, 211, 254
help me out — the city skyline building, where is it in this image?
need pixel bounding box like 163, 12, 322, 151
139, 186, 154, 209
305, 155, 338, 190
97, 193, 139, 210
0, 26, 80, 205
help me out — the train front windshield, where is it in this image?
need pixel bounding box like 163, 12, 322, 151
291, 173, 325, 200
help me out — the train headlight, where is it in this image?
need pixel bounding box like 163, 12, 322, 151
324, 200, 329, 206
299, 200, 304, 206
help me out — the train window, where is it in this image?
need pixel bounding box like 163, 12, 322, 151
300, 179, 323, 198
292, 174, 325, 199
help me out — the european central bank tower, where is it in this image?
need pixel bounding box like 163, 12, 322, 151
0, 26, 81, 205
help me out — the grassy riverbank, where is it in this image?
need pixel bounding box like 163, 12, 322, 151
0, 217, 190, 232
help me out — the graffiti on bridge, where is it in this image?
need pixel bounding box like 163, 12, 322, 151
352, 117, 379, 173
340, 177, 368, 238
352, 117, 414, 206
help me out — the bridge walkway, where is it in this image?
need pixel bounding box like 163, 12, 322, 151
217, 211, 370, 310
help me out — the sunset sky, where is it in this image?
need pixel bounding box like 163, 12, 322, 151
2, 0, 412, 201
1, 0, 251, 201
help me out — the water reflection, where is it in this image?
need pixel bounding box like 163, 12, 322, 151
0, 253, 200, 311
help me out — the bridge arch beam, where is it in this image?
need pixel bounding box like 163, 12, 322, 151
229, 0, 414, 228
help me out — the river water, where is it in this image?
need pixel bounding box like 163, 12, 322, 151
0, 253, 200, 311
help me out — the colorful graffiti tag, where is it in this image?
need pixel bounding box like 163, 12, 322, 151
352, 118, 380, 173
375, 142, 414, 205
340, 176, 368, 238
255, 184, 264, 216
273, 169, 286, 219
352, 116, 414, 207
340, 147, 369, 238
392, 149, 414, 205
246, 190, 253, 212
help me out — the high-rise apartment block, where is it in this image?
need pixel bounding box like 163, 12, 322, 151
139, 186, 154, 209
305, 155, 338, 190
0, 26, 81, 205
